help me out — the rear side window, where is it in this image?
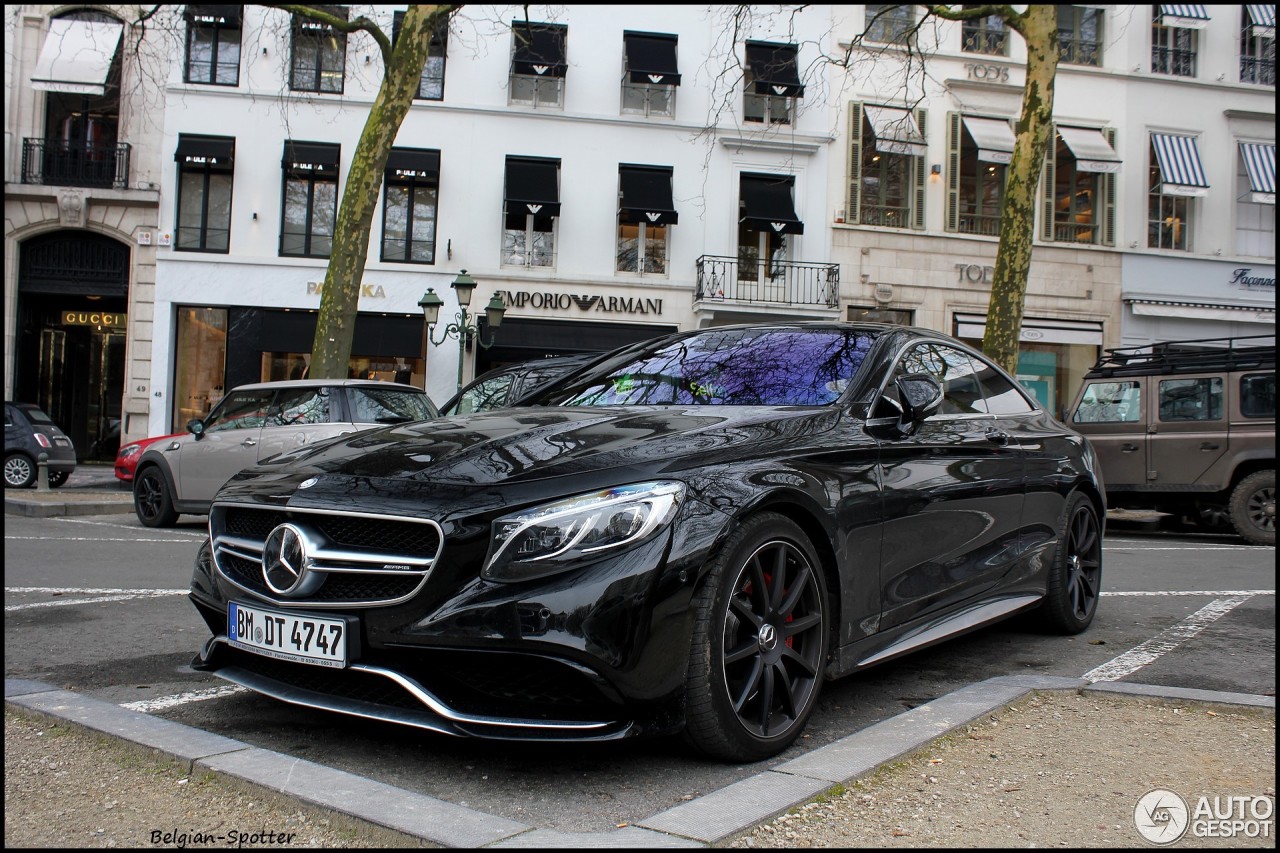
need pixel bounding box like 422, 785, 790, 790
348, 386, 437, 424
1074, 381, 1142, 424
1240, 373, 1275, 419
1158, 377, 1223, 422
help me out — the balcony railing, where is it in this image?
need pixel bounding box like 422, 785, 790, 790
695, 255, 839, 308
1151, 45, 1197, 77
957, 212, 1002, 236
22, 138, 131, 190
1053, 221, 1099, 244
1240, 54, 1276, 86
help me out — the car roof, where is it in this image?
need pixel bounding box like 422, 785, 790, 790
226, 379, 428, 393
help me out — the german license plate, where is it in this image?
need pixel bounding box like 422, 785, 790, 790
228, 601, 347, 668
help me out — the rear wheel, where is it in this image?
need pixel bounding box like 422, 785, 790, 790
4, 453, 35, 488
683, 513, 829, 762
134, 466, 178, 528
47, 470, 69, 488
1040, 492, 1102, 634
1229, 470, 1275, 546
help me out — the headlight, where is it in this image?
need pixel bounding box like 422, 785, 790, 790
482, 481, 684, 582
119, 444, 143, 460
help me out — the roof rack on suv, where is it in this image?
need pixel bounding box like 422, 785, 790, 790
1085, 334, 1276, 378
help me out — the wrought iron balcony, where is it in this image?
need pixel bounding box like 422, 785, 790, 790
21, 138, 131, 190
695, 255, 839, 308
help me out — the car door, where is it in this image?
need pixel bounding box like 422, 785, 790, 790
874, 342, 1026, 630
178, 388, 275, 502
1069, 377, 1148, 490
255, 385, 338, 462
1148, 373, 1228, 488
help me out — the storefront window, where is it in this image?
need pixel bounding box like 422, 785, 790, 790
173, 306, 228, 429
260, 352, 422, 386
955, 324, 1099, 420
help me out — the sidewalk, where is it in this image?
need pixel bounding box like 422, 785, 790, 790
4, 463, 134, 517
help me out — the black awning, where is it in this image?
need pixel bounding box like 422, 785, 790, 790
505, 157, 561, 217
185, 5, 243, 27
740, 173, 804, 234
282, 141, 340, 177
385, 148, 440, 181
746, 41, 804, 98
511, 21, 567, 77
619, 165, 677, 225
623, 31, 680, 85
174, 134, 235, 168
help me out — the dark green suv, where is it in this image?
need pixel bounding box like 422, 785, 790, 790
1068, 335, 1274, 545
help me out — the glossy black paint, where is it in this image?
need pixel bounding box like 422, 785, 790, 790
190, 323, 1103, 750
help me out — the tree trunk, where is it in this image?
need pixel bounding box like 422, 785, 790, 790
981, 5, 1058, 374
308, 6, 447, 379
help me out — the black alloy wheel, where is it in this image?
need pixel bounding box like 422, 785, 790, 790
134, 466, 178, 528
4, 453, 36, 488
47, 470, 69, 488
685, 513, 829, 762
1041, 492, 1102, 634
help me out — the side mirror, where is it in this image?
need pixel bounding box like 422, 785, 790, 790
895, 373, 943, 429
186, 418, 205, 439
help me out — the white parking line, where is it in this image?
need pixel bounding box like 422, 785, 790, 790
5, 536, 200, 543
54, 516, 208, 538
120, 685, 246, 713
4, 586, 188, 612
1083, 595, 1255, 683
1102, 590, 1274, 596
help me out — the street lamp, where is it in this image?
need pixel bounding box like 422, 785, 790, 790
419, 270, 506, 393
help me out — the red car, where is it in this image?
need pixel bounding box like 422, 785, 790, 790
114, 433, 182, 483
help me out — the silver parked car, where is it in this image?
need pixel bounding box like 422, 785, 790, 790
133, 379, 438, 527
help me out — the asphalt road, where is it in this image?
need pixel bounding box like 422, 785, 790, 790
4, 511, 1275, 834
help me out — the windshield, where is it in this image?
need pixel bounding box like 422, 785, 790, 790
543, 327, 879, 407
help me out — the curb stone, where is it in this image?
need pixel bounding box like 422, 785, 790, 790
7, 675, 1273, 847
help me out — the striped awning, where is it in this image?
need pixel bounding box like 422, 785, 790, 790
1151, 133, 1209, 197
1240, 142, 1276, 204
1158, 5, 1210, 28
1246, 5, 1276, 38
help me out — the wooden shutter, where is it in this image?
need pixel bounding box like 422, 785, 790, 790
1040, 125, 1057, 242
912, 107, 927, 230
1101, 126, 1117, 247
847, 102, 863, 225
946, 111, 960, 232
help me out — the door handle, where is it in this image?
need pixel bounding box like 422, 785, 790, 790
1120, 443, 1139, 453
985, 429, 1010, 447
241, 438, 257, 447
1200, 442, 1219, 451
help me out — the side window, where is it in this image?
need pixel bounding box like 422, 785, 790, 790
268, 387, 330, 427
1073, 381, 1142, 423
1240, 373, 1276, 419
970, 355, 1036, 414
455, 374, 514, 415
888, 343, 986, 415
348, 387, 436, 424
204, 391, 273, 433
1158, 377, 1223, 421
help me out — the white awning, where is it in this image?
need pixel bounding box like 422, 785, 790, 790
864, 105, 926, 157
1159, 5, 1210, 29
1246, 4, 1276, 38
1240, 142, 1276, 205
954, 313, 1104, 346
1151, 133, 1209, 197
962, 115, 1016, 165
1058, 125, 1121, 174
1127, 298, 1275, 325
31, 18, 123, 95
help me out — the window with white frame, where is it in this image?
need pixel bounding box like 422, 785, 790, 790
621, 31, 679, 118
1059, 6, 1104, 66
1236, 142, 1276, 257
865, 4, 915, 45
1151, 5, 1201, 77
503, 156, 559, 268
961, 5, 1009, 55
617, 165, 676, 275
510, 21, 566, 109
1147, 133, 1209, 251
1240, 4, 1276, 85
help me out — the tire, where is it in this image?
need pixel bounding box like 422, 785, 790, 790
683, 512, 829, 762
47, 470, 69, 488
1039, 492, 1103, 635
134, 466, 179, 528
1229, 470, 1275, 546
4, 453, 36, 488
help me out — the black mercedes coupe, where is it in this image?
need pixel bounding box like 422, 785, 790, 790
189, 322, 1104, 761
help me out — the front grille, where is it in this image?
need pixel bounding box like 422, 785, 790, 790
211, 503, 443, 609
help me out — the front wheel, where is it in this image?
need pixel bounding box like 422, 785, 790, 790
134, 466, 178, 528
683, 513, 829, 762
1039, 492, 1103, 634
1229, 471, 1275, 546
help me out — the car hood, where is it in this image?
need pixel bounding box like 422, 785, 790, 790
230, 405, 844, 492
